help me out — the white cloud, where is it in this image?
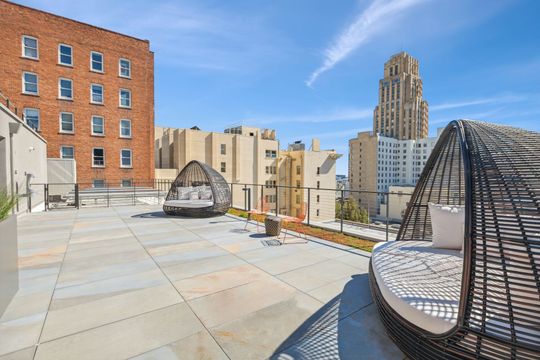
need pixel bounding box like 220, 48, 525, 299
430, 94, 526, 111
306, 0, 427, 87
243, 107, 373, 125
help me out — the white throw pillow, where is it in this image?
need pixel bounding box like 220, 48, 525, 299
189, 191, 200, 200
199, 190, 213, 200
428, 203, 465, 250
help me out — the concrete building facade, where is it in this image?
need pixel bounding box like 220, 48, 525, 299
373, 52, 428, 140
155, 126, 341, 221
0, 1, 155, 187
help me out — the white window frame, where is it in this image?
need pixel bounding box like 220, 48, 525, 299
90, 83, 104, 104
119, 58, 131, 78
91, 115, 105, 136
60, 145, 74, 159
58, 44, 73, 66
59, 112, 74, 134
22, 72, 38, 95
93, 179, 105, 188
22, 35, 38, 60
23, 108, 40, 131
58, 77, 73, 100
120, 149, 132, 168
119, 88, 131, 108
92, 147, 105, 168
90, 51, 104, 73
220, 144, 226, 155
119, 119, 132, 138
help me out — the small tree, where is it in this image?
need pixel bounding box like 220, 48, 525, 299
0, 189, 18, 221
336, 198, 368, 223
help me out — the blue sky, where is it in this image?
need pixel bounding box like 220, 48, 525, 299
19, 0, 540, 174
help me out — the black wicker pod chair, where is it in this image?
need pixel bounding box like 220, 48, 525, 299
369, 120, 540, 359
163, 160, 231, 217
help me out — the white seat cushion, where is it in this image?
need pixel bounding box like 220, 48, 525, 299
428, 203, 465, 250
371, 241, 463, 334
164, 199, 214, 208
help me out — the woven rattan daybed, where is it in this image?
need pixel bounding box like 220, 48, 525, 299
163, 160, 231, 217
370, 120, 540, 359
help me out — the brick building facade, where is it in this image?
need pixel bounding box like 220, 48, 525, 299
0, 0, 154, 186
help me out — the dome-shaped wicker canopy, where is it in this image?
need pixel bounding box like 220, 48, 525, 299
163, 160, 231, 217
370, 120, 540, 359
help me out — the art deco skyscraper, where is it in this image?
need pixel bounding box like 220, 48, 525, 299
372, 52, 428, 140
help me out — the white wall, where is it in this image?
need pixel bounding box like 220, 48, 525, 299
0, 104, 47, 213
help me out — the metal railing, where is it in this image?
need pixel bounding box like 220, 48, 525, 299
30, 180, 412, 242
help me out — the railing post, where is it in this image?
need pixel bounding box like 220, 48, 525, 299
44, 184, 48, 211
107, 185, 110, 207
260, 184, 264, 210
275, 185, 279, 216
133, 181, 136, 206
230, 183, 234, 208
386, 192, 390, 242
307, 188, 311, 225
28, 182, 32, 212
15, 182, 19, 212
340, 189, 344, 233
75, 184, 79, 209
247, 188, 251, 212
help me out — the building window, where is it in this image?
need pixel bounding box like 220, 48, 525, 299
220, 144, 226, 155
265, 150, 277, 158
90, 84, 104, 104
296, 165, 301, 175
60, 146, 74, 159
90, 51, 103, 72
58, 44, 72, 66
317, 181, 320, 189
58, 78, 73, 99
119, 58, 131, 78
316, 195, 320, 203
91, 116, 104, 135
220, 162, 226, 173
23, 108, 39, 130
316, 167, 320, 175
22, 35, 38, 59
120, 149, 132, 168
120, 119, 131, 138
265, 166, 276, 174
316, 209, 320, 217
296, 194, 300, 204
93, 179, 105, 188
59, 112, 74, 133
22, 72, 38, 95
121, 179, 132, 187
296, 180, 300, 188
92, 148, 105, 167
119, 89, 131, 108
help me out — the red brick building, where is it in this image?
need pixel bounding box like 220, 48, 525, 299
0, 0, 154, 187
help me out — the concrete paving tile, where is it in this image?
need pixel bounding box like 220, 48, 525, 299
174, 264, 270, 300
277, 260, 360, 292
188, 277, 297, 328
69, 228, 134, 244
146, 240, 214, 257
188, 224, 242, 240
130, 330, 228, 360
0, 312, 45, 357
41, 283, 183, 341
161, 254, 246, 281
308, 245, 356, 259
235, 244, 304, 263
60, 248, 149, 272
35, 303, 204, 360
62, 241, 143, 262
66, 235, 137, 253
137, 231, 203, 248
253, 250, 329, 275
0, 290, 53, 323
212, 293, 323, 360
0, 346, 35, 360
218, 239, 269, 254
333, 252, 371, 270
128, 222, 183, 236
153, 246, 230, 267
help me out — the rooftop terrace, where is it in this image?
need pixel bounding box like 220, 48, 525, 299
0, 205, 401, 359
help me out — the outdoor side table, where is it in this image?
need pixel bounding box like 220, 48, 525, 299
265, 216, 282, 236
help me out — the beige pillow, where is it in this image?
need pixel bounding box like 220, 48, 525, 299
428, 203, 465, 250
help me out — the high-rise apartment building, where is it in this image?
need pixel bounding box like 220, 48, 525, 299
373, 52, 428, 140
0, 1, 155, 186
349, 52, 434, 216
155, 126, 341, 221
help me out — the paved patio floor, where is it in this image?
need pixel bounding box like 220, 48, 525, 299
0, 206, 403, 360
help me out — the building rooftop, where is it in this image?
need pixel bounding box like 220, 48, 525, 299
0, 205, 401, 359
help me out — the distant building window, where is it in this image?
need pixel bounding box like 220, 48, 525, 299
317, 195, 320, 203
220, 162, 226, 173
221, 144, 226, 155
93, 179, 105, 188
296, 165, 301, 175
316, 167, 320, 175
92, 148, 105, 167
60, 112, 74, 133
91, 84, 104, 104
23, 108, 39, 130
120, 149, 132, 168
58, 44, 72, 66
59, 78, 73, 99
317, 181, 320, 189
22, 72, 38, 95
121, 179, 132, 187
120, 119, 131, 138
90, 51, 103, 72
265, 150, 277, 158
296, 194, 300, 204
119, 58, 131, 78
22, 35, 38, 59
119, 89, 131, 108
296, 180, 300, 188
265, 166, 276, 174
60, 146, 74, 159
91, 116, 104, 135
